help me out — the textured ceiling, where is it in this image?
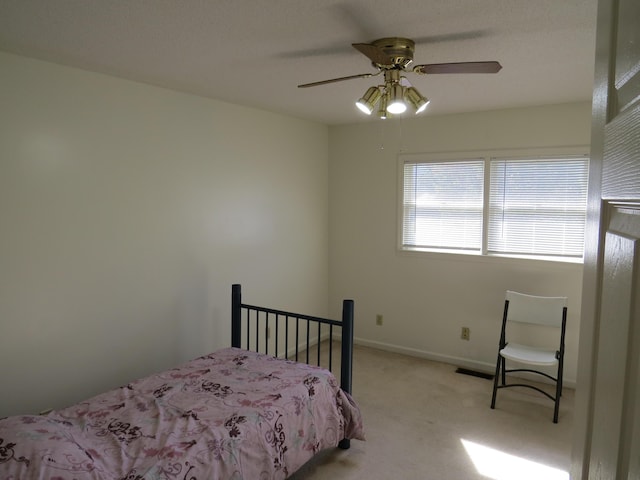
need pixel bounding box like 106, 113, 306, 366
0, 0, 598, 125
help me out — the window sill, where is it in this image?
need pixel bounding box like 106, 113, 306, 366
397, 247, 584, 267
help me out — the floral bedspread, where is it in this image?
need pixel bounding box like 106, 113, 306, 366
0, 347, 364, 479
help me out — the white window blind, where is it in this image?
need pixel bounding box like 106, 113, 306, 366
403, 160, 484, 251
488, 157, 589, 258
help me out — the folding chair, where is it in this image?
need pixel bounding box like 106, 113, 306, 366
490, 290, 568, 423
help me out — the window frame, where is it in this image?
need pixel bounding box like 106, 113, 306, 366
397, 147, 590, 264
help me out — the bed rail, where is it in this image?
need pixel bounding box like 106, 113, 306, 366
231, 284, 354, 396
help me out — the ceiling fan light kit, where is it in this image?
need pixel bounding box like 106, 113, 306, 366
298, 37, 502, 120
356, 79, 428, 117
386, 82, 408, 114
356, 86, 383, 114
406, 86, 430, 114
377, 94, 388, 120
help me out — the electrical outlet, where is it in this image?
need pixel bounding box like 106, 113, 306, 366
376, 314, 383, 326
461, 327, 470, 340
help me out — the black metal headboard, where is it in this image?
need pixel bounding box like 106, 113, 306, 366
231, 284, 354, 395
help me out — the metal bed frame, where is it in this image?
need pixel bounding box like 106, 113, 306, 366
231, 283, 355, 449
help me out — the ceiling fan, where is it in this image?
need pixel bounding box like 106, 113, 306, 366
298, 37, 502, 118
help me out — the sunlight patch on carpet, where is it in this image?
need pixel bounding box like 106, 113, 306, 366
461, 439, 569, 480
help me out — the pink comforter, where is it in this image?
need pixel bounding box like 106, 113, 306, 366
0, 347, 364, 479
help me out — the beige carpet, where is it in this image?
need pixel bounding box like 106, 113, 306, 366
289, 345, 573, 480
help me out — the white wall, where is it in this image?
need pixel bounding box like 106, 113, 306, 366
0, 52, 329, 417
329, 103, 591, 384
0, 50, 592, 417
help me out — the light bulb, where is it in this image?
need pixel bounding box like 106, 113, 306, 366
387, 100, 407, 114
386, 83, 407, 114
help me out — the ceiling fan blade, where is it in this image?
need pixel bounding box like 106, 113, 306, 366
412, 29, 492, 45
330, 3, 380, 41
414, 61, 502, 75
278, 43, 353, 59
298, 72, 376, 88
352, 43, 394, 66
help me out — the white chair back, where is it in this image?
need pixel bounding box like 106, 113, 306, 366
505, 290, 567, 327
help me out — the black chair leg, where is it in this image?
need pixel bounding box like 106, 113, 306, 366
491, 354, 502, 409
553, 365, 563, 423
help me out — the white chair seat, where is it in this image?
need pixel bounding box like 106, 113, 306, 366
500, 343, 558, 366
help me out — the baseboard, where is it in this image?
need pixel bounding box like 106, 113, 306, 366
354, 337, 576, 388
284, 332, 332, 361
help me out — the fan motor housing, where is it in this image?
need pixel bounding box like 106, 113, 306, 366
372, 37, 415, 68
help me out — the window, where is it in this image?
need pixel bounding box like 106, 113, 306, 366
400, 150, 589, 261
403, 159, 484, 251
